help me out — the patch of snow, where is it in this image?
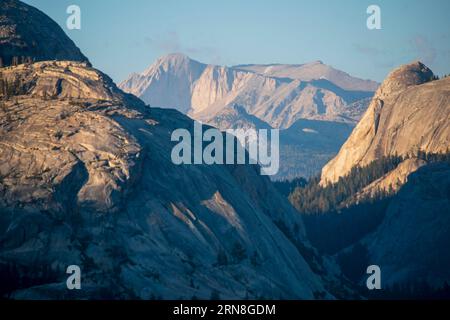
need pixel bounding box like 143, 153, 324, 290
302, 128, 319, 134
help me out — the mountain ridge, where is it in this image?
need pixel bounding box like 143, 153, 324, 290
233, 61, 379, 92
0, 0, 89, 67
321, 61, 450, 185
0, 1, 342, 299
119, 53, 378, 129
0, 60, 335, 299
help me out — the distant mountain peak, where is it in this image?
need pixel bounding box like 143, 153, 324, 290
120, 54, 377, 129
156, 52, 195, 64
139, 53, 205, 78
154, 53, 203, 67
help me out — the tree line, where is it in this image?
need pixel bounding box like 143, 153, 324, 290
288, 150, 450, 215
278, 150, 450, 255
0, 76, 29, 98
0, 56, 34, 68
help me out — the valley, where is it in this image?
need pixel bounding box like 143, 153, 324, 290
1, 0, 449, 301
120, 53, 377, 179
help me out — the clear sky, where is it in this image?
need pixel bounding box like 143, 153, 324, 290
23, 0, 450, 83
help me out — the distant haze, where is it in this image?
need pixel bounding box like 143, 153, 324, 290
119, 53, 377, 128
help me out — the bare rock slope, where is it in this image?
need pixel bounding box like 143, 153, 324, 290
0, 1, 343, 299
0, 60, 339, 299
339, 162, 450, 291
312, 62, 450, 292
321, 62, 450, 185
234, 61, 378, 92
354, 158, 427, 200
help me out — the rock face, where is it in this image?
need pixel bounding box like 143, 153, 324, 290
119, 53, 376, 129
0, 1, 343, 299
0, 61, 148, 213
0, 59, 338, 299
119, 54, 205, 114
354, 158, 427, 200
0, 0, 88, 67
358, 163, 450, 289
310, 62, 450, 293
321, 62, 450, 185
120, 54, 376, 179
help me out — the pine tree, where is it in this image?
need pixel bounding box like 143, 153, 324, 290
231, 241, 247, 263
12, 56, 19, 66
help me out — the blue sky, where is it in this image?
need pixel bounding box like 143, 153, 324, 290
24, 0, 450, 83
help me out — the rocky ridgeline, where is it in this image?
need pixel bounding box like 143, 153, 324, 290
119, 53, 377, 129
321, 61, 450, 185
0, 0, 88, 67
312, 62, 450, 292
0, 1, 341, 298
0, 59, 340, 298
